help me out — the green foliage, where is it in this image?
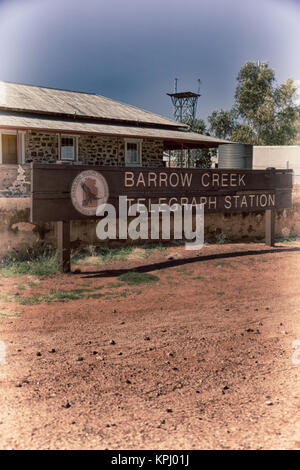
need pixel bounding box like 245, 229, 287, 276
215, 232, 227, 244
235, 62, 275, 120
175, 118, 215, 168
230, 124, 257, 144
185, 117, 206, 134
208, 109, 236, 139
294, 114, 300, 144
208, 61, 299, 145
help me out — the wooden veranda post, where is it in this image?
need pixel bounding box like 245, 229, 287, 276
57, 221, 71, 273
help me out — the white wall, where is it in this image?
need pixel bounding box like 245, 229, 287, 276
253, 146, 300, 184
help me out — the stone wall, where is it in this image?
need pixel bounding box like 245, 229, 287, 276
77, 135, 120, 165
25, 132, 59, 163
24, 131, 164, 167
140, 140, 164, 167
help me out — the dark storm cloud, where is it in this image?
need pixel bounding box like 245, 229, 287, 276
0, 0, 299, 123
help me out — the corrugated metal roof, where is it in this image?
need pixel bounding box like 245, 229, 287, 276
0, 112, 231, 149
0, 81, 185, 128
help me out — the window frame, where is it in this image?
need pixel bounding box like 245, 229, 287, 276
124, 139, 142, 167
59, 134, 78, 162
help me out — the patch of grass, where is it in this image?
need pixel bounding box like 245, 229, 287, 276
155, 244, 167, 252
216, 291, 225, 296
176, 266, 193, 275
139, 243, 169, 256
72, 243, 176, 267
107, 282, 124, 288
17, 287, 105, 305
213, 261, 232, 267
72, 246, 135, 265
0, 253, 59, 277
0, 307, 20, 318
17, 295, 45, 305
13, 283, 122, 305
101, 289, 131, 299
118, 271, 159, 285
117, 247, 135, 261
0, 281, 130, 306
15, 283, 26, 290
87, 293, 104, 299
141, 251, 152, 259
0, 292, 15, 302
68, 287, 93, 294
276, 236, 300, 245
120, 290, 129, 297
192, 275, 204, 280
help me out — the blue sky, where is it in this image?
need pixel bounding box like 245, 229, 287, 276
0, 0, 300, 125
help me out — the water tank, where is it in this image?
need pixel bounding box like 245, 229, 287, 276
218, 144, 253, 169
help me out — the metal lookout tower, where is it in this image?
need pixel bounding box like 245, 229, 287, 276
167, 79, 201, 167
167, 78, 201, 125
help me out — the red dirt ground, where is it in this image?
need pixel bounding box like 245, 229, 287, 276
0, 242, 299, 450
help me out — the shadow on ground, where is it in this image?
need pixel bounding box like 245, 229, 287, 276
77, 246, 300, 279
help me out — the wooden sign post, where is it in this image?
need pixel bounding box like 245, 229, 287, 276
57, 221, 71, 273
264, 168, 276, 247
265, 209, 275, 247
30, 163, 293, 272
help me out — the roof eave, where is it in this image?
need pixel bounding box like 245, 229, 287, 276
0, 122, 232, 149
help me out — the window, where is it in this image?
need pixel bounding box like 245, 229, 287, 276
1, 134, 18, 164
61, 135, 77, 161
125, 140, 142, 166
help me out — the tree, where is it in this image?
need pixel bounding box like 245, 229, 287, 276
208, 61, 299, 145
208, 109, 236, 140
294, 110, 300, 145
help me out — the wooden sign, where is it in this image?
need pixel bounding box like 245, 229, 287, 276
30, 163, 293, 272
31, 163, 293, 223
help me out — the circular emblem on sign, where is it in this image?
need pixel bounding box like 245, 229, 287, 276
71, 170, 109, 216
